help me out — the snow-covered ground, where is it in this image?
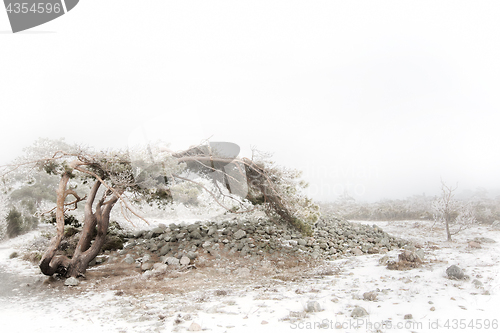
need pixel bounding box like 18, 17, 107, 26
0, 220, 499, 333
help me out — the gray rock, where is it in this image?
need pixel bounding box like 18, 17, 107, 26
124, 254, 135, 264
141, 262, 154, 271
187, 251, 197, 260
205, 227, 215, 236
180, 256, 191, 265
472, 279, 483, 288
297, 239, 307, 246
415, 249, 425, 260
363, 291, 378, 301
64, 277, 79, 286
379, 237, 390, 247
190, 231, 202, 239
305, 301, 322, 312
153, 263, 168, 273
350, 306, 368, 318
446, 265, 466, 280
141, 254, 151, 263
152, 227, 164, 236
159, 244, 171, 256
133, 230, 144, 238
165, 257, 180, 266
404, 314, 413, 320
234, 229, 246, 240
352, 248, 363, 256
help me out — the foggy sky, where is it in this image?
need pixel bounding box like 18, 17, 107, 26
1, 1, 499, 202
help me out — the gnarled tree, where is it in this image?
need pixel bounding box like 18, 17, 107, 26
1, 140, 319, 278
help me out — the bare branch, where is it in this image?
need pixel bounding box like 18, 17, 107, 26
73, 165, 150, 226
172, 174, 257, 214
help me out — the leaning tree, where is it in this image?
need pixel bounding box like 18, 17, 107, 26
1, 139, 319, 278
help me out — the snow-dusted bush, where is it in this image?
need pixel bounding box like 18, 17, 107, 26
432, 182, 477, 241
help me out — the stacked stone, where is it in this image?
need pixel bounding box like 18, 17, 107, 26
121, 216, 407, 266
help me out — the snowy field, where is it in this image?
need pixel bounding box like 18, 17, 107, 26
0, 220, 499, 333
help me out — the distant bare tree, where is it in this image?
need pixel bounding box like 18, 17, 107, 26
432, 181, 476, 241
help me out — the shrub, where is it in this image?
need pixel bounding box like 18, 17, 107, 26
6, 207, 23, 238
101, 235, 124, 252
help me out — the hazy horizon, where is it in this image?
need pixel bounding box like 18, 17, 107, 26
1, 1, 499, 203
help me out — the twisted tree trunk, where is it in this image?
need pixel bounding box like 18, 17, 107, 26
66, 187, 119, 277
39, 175, 119, 278
39, 171, 73, 276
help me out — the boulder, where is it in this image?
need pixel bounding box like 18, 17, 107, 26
350, 306, 368, 318
446, 265, 466, 280
64, 277, 79, 286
